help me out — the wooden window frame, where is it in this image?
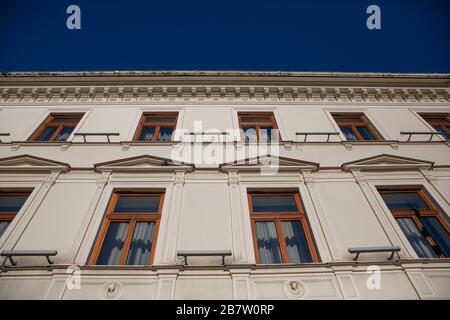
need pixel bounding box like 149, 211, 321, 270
379, 187, 450, 258
332, 113, 383, 141
133, 113, 178, 142
88, 192, 165, 265
248, 191, 320, 264
238, 113, 279, 142
0, 191, 31, 231
30, 113, 84, 142
419, 113, 450, 139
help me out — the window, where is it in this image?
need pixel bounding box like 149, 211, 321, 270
419, 113, 450, 140
238, 113, 279, 142
133, 113, 178, 142
379, 188, 450, 258
248, 192, 319, 264
332, 113, 382, 141
30, 113, 83, 142
89, 192, 164, 265
0, 191, 31, 238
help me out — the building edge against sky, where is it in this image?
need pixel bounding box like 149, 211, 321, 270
0, 71, 449, 299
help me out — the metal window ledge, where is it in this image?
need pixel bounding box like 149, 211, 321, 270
177, 250, 232, 265
348, 246, 401, 261
1, 250, 57, 266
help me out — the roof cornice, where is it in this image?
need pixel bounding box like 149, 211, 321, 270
0, 71, 449, 104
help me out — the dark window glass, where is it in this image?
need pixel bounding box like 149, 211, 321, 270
0, 195, 29, 212
157, 127, 173, 142
335, 117, 365, 123
145, 117, 176, 123
126, 222, 155, 265
50, 117, 82, 124
243, 127, 257, 142
114, 196, 160, 213
240, 117, 274, 123
0, 221, 11, 238
252, 195, 298, 213
260, 127, 276, 141
282, 220, 313, 263
340, 127, 358, 141
380, 192, 429, 210
96, 222, 129, 265
36, 127, 57, 141
138, 126, 155, 142
255, 221, 282, 264
54, 127, 75, 141
396, 218, 437, 258
421, 217, 450, 257
357, 126, 376, 140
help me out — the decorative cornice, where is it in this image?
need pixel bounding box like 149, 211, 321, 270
0, 85, 449, 104
0, 71, 449, 104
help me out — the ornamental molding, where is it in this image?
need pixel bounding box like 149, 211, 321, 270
0, 85, 449, 104
0, 154, 70, 173
94, 154, 194, 173
342, 154, 434, 172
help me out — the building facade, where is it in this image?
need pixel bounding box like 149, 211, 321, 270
0, 71, 449, 299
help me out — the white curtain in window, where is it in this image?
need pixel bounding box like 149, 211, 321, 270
126, 222, 155, 265
397, 218, 437, 258
255, 221, 281, 264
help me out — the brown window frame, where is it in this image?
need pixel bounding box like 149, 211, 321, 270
133, 113, 178, 142
238, 113, 279, 142
248, 191, 320, 264
0, 191, 31, 234
332, 113, 383, 141
30, 113, 84, 142
379, 187, 450, 258
88, 191, 165, 265
419, 113, 450, 139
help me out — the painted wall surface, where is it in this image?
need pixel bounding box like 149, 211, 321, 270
0, 81, 449, 300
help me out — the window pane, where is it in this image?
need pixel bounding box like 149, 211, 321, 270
54, 126, 74, 141
114, 196, 160, 213
145, 117, 176, 124
396, 218, 437, 258
0, 221, 11, 238
126, 222, 155, 265
434, 127, 450, 140
0, 195, 29, 212
96, 222, 129, 265
335, 117, 364, 123
36, 127, 57, 141
260, 127, 277, 142
50, 117, 81, 124
282, 220, 313, 263
242, 127, 257, 142
357, 126, 376, 140
157, 127, 173, 142
252, 195, 298, 212
340, 126, 358, 141
380, 192, 429, 210
421, 217, 450, 257
255, 221, 282, 264
138, 126, 155, 142
240, 116, 273, 123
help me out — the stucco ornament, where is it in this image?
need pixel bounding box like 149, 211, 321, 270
101, 282, 122, 299
285, 280, 304, 297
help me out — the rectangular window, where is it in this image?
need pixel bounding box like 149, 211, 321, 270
238, 113, 279, 142
332, 113, 382, 141
0, 191, 31, 238
133, 113, 178, 142
89, 192, 164, 265
379, 188, 450, 258
420, 113, 450, 140
30, 113, 83, 142
248, 192, 319, 264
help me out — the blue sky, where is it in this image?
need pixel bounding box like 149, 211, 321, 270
1, 0, 449, 72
